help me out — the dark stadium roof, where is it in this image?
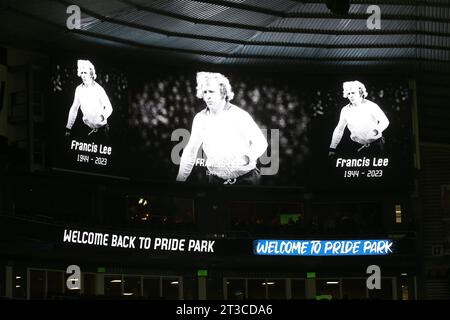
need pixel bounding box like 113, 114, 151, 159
1, 0, 450, 70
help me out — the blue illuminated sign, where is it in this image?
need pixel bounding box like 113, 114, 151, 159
253, 239, 393, 256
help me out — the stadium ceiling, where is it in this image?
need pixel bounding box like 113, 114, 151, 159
1, 0, 449, 70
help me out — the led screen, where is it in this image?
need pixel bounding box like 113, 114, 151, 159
49, 58, 128, 176
128, 71, 307, 186
310, 78, 413, 190
49, 57, 414, 190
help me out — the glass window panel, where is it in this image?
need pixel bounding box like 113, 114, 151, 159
207, 276, 223, 299
316, 279, 341, 300
247, 279, 266, 299
83, 273, 95, 296
13, 268, 26, 299
398, 275, 415, 300
143, 277, 160, 299
0, 265, 5, 297
47, 271, 63, 298
341, 278, 367, 300
312, 202, 383, 234
401, 285, 409, 300
291, 279, 306, 300
104, 275, 122, 297
162, 277, 180, 299
127, 195, 195, 231
267, 279, 286, 299
226, 279, 245, 300
29, 270, 45, 299
123, 276, 141, 298
230, 202, 303, 235
174, 198, 195, 224
183, 276, 198, 300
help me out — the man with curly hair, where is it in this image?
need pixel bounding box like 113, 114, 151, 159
176, 72, 268, 185
65, 60, 113, 137
329, 80, 389, 157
